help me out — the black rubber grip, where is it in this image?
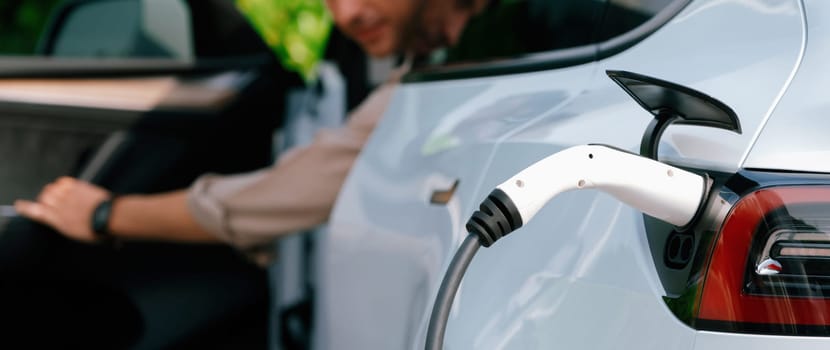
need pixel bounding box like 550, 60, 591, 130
465, 189, 523, 247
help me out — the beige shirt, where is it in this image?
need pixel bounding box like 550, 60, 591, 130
186, 83, 397, 251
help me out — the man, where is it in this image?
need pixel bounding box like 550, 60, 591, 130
15, 0, 491, 251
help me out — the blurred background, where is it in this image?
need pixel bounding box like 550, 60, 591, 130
0, 1, 62, 54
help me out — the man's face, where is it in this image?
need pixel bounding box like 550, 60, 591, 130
326, 0, 482, 57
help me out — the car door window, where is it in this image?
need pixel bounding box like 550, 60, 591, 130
440, 0, 608, 65
49, 0, 193, 60
406, 0, 690, 82
599, 0, 681, 41
1, 0, 193, 60
44, 0, 193, 60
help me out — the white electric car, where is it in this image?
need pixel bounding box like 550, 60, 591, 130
3, 0, 829, 349
315, 0, 830, 349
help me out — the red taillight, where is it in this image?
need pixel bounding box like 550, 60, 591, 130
696, 186, 830, 334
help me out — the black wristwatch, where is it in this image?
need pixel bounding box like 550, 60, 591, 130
91, 197, 117, 240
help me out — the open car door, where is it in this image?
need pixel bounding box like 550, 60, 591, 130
0, 0, 301, 348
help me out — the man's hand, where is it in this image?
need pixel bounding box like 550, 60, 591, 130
15, 177, 110, 243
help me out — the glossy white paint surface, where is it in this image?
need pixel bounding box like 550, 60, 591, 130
695, 331, 830, 350
743, 0, 830, 172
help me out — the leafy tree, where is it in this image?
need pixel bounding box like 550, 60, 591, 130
236, 0, 332, 81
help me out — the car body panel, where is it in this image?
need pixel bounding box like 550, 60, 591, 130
316, 64, 598, 350
594, 0, 804, 172
317, 0, 812, 349
742, 0, 830, 173
694, 331, 830, 349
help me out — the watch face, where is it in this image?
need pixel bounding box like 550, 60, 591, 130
92, 199, 114, 237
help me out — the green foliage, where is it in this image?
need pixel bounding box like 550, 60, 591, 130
235, 0, 332, 82
0, 0, 63, 54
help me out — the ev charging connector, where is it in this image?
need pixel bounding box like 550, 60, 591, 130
466, 144, 708, 247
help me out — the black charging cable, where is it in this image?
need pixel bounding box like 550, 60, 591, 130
424, 234, 479, 350
425, 189, 523, 350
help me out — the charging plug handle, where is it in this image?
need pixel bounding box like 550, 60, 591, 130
466, 144, 707, 247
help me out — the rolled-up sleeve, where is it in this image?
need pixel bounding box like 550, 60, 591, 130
186, 83, 395, 251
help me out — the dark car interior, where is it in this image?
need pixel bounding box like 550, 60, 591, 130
0, 0, 367, 348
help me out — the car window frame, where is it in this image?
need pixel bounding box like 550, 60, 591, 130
0, 54, 271, 78
403, 0, 692, 83
0, 0, 278, 79
35, 0, 193, 59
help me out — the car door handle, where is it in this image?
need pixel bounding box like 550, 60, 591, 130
430, 180, 460, 205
